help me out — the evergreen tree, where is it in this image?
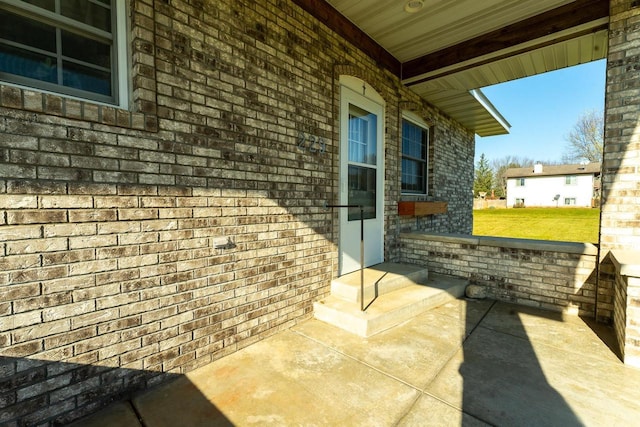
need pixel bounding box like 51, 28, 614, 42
473, 153, 493, 197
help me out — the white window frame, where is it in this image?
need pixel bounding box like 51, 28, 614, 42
564, 197, 576, 206
515, 178, 525, 187
401, 111, 430, 195
0, 0, 128, 108
565, 175, 577, 185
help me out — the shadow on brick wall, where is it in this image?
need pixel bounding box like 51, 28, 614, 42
0, 356, 232, 426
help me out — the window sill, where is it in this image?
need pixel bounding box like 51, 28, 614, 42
0, 84, 158, 132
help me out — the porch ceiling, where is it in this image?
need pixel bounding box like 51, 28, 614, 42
295, 0, 609, 136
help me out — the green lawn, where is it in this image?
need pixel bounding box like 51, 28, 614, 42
473, 208, 600, 243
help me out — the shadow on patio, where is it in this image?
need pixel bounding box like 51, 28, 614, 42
71, 296, 640, 426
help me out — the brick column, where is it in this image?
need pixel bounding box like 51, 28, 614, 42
600, 0, 640, 253
601, 0, 640, 366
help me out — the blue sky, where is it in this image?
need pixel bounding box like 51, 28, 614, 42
474, 59, 606, 165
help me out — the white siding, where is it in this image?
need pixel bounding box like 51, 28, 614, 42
506, 174, 595, 207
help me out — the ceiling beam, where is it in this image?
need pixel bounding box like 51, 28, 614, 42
291, 0, 401, 76
407, 25, 608, 87
401, 0, 610, 81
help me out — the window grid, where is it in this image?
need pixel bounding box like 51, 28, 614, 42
401, 119, 428, 194
0, 0, 117, 104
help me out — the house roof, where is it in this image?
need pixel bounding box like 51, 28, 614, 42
503, 163, 602, 178
293, 0, 608, 137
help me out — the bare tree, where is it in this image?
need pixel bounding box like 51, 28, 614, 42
563, 109, 604, 163
490, 156, 536, 198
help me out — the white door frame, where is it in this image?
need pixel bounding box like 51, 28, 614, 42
338, 76, 385, 275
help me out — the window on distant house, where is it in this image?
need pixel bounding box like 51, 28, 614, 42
515, 178, 525, 187
565, 175, 577, 185
564, 197, 576, 206
0, 0, 127, 106
401, 116, 429, 194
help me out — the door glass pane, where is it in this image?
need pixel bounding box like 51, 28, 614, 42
348, 165, 376, 221
348, 104, 376, 165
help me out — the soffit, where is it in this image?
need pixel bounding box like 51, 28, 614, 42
315, 0, 609, 136
408, 28, 608, 136
326, 0, 577, 63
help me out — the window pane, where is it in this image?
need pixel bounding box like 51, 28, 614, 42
0, 1, 118, 102
348, 104, 377, 165
402, 121, 427, 160
401, 119, 428, 193
0, 44, 57, 83
61, 0, 112, 32
0, 9, 56, 52
62, 30, 111, 68
348, 165, 376, 221
21, 0, 55, 12
401, 158, 425, 193
63, 60, 111, 95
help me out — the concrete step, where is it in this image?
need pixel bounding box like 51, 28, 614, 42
330, 262, 429, 303
314, 273, 468, 337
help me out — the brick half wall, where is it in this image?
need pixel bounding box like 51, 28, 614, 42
601, 250, 640, 368
400, 233, 603, 319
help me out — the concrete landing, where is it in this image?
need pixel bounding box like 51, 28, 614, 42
314, 263, 466, 337
72, 300, 640, 427
329, 262, 430, 302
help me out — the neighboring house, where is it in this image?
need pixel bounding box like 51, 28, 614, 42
504, 163, 601, 208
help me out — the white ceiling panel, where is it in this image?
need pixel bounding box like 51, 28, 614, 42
327, 0, 577, 61
320, 0, 608, 136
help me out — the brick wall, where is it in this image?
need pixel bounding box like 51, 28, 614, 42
400, 233, 603, 319
0, 0, 475, 424
0, 181, 334, 425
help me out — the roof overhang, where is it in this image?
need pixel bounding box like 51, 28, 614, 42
292, 0, 609, 137
411, 87, 511, 137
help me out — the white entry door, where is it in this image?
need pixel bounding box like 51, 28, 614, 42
339, 77, 384, 275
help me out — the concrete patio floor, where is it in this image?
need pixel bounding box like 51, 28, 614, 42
73, 299, 640, 426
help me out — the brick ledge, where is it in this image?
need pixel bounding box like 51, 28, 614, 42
608, 250, 640, 278
400, 232, 598, 256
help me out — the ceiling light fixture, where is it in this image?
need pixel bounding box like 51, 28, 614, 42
404, 0, 424, 13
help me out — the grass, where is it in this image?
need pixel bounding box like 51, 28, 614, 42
473, 207, 600, 243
